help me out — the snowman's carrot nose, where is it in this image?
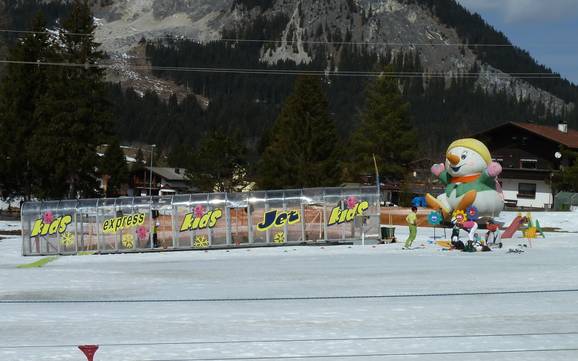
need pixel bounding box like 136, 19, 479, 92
447, 153, 460, 165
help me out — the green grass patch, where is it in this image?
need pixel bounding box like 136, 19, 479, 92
78, 251, 95, 256
17, 256, 59, 268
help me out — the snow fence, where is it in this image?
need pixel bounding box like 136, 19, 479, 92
21, 187, 380, 256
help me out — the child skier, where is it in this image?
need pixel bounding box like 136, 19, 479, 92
152, 211, 160, 248
462, 219, 478, 243
460, 219, 479, 252
404, 207, 418, 249
450, 221, 462, 250
485, 220, 501, 245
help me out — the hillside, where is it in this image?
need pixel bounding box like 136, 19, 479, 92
3, 0, 578, 155
84, 0, 576, 111
229, 0, 575, 109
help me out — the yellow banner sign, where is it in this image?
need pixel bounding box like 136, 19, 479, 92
328, 201, 369, 226
31, 215, 72, 237
257, 210, 301, 231
102, 213, 146, 233
180, 209, 223, 232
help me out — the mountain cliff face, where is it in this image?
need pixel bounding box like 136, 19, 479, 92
4, 0, 577, 153
92, 0, 230, 54
229, 0, 473, 71
231, 0, 574, 113
86, 0, 574, 113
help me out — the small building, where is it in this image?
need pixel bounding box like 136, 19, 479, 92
407, 158, 445, 194
129, 167, 196, 196
554, 192, 578, 211
473, 121, 578, 209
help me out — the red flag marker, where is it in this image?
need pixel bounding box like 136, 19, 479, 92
78, 345, 99, 361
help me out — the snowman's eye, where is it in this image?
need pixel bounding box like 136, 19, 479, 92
461, 153, 467, 160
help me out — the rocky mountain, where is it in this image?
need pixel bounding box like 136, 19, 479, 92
91, 0, 229, 54
82, 0, 575, 114
3, 0, 577, 154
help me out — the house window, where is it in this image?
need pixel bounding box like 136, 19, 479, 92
520, 159, 537, 169
518, 183, 536, 199
492, 158, 504, 166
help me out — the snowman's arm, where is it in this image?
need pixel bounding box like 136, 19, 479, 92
480, 162, 502, 187
478, 172, 494, 187
431, 164, 451, 185
438, 170, 452, 185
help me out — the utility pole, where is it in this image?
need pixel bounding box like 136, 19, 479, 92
149, 144, 156, 196
373, 154, 380, 204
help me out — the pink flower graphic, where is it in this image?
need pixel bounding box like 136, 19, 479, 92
194, 204, 206, 218
136, 226, 149, 241
42, 211, 54, 224
346, 196, 358, 210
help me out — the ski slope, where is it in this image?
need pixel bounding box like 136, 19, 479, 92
0, 221, 20, 233
496, 210, 578, 232
1, 217, 578, 361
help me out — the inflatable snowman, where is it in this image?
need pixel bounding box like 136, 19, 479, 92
426, 138, 504, 218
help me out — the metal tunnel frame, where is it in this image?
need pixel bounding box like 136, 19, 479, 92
21, 187, 380, 256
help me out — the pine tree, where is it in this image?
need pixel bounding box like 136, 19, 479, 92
100, 139, 129, 197
258, 76, 341, 189
186, 131, 248, 193
553, 150, 578, 192
167, 144, 193, 168
132, 148, 145, 172
347, 69, 418, 182
0, 0, 8, 78
29, 0, 111, 199
561, 165, 578, 192
0, 13, 52, 200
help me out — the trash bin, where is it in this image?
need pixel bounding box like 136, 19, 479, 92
381, 226, 395, 240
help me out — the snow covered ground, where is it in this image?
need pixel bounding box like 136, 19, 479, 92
496, 210, 578, 232
1, 217, 578, 360
0, 197, 23, 211
0, 221, 20, 233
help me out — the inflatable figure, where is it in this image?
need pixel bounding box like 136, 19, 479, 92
426, 138, 504, 218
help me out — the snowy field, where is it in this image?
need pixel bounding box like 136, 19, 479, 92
0, 197, 22, 212
0, 221, 20, 233
496, 210, 578, 232
1, 216, 578, 361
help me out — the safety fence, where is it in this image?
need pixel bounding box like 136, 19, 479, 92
21, 187, 380, 256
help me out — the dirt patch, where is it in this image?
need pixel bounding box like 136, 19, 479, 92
541, 227, 563, 232
381, 208, 433, 227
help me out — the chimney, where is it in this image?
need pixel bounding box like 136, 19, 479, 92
558, 121, 568, 133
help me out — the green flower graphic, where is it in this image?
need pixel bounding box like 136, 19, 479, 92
194, 235, 209, 248
274, 232, 285, 244
122, 233, 135, 248
60, 232, 74, 247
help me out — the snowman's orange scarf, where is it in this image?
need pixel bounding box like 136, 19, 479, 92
450, 173, 481, 184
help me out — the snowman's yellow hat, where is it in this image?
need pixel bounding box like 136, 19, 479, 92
447, 138, 491, 165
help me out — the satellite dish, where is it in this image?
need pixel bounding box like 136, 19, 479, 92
555, 152, 562, 159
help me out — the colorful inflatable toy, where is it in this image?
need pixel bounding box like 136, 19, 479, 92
466, 206, 479, 221
452, 209, 467, 224
428, 211, 443, 225
426, 138, 504, 218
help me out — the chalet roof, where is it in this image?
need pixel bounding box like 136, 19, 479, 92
476, 122, 578, 149
511, 122, 578, 149
145, 167, 187, 181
